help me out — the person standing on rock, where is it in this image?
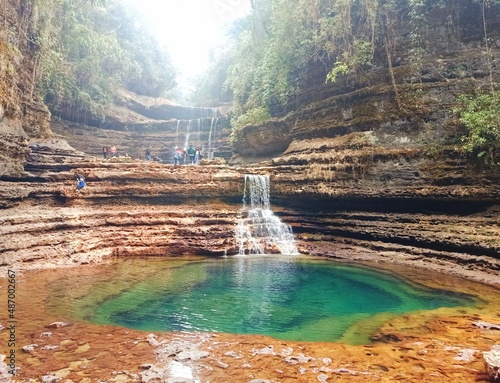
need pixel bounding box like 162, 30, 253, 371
173, 146, 182, 167
102, 146, 108, 159
146, 147, 152, 161
75, 173, 86, 191
194, 146, 201, 165
109, 145, 116, 158
187, 144, 196, 164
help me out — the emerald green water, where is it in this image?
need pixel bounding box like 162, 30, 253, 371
72, 256, 477, 343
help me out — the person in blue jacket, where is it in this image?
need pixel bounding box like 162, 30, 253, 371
75, 173, 86, 191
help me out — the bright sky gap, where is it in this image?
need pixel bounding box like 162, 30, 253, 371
124, 0, 251, 86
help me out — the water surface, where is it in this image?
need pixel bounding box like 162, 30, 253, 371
51, 256, 477, 344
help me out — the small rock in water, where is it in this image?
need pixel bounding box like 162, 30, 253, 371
284, 354, 313, 365
175, 350, 209, 361
252, 345, 275, 355
248, 380, 278, 383
146, 334, 159, 347
40, 345, 59, 351
473, 321, 500, 330
455, 348, 477, 361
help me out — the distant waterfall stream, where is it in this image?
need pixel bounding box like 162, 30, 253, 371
174, 107, 219, 160
236, 174, 298, 255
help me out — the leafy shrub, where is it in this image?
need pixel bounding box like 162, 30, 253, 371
454, 91, 500, 164
231, 107, 271, 130
229, 107, 271, 143
326, 61, 349, 83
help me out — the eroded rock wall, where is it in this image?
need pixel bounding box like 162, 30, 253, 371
230, 2, 500, 203
0, 0, 51, 177
227, 2, 500, 273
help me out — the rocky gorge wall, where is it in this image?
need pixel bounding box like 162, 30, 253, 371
0, 3, 500, 382
0, 144, 498, 287
0, 0, 498, 285
224, 1, 500, 281
229, 1, 500, 200
0, 0, 51, 177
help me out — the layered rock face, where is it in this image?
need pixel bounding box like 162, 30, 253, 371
0, 2, 499, 382
0, 0, 51, 177
0, 0, 498, 283
0, 152, 243, 267
1, 146, 498, 287
225, 1, 500, 283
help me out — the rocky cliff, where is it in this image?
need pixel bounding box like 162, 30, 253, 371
0, 0, 51, 177
1, 2, 500, 382
0, 0, 499, 282
225, 1, 500, 281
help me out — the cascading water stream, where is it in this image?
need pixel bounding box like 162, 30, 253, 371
172, 108, 219, 159
175, 120, 181, 147
236, 174, 298, 255
184, 132, 191, 150
206, 108, 218, 160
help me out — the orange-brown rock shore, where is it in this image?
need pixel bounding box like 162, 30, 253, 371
0, 255, 499, 383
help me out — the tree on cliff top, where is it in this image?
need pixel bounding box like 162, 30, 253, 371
31, 0, 176, 123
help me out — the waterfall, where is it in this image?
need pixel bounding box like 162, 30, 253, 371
175, 120, 181, 147
184, 132, 191, 150
172, 107, 219, 160
236, 174, 298, 256
207, 108, 218, 160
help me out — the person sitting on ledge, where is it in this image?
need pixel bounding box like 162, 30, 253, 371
75, 173, 86, 191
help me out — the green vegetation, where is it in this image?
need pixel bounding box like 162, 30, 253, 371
189, 0, 499, 165
454, 91, 500, 164
30, 0, 176, 122
17, 0, 500, 165
231, 106, 271, 132
197, 0, 446, 124
326, 61, 349, 83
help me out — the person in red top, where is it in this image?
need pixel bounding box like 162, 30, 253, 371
173, 146, 183, 167
109, 145, 116, 158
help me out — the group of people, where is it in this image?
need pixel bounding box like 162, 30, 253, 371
173, 144, 201, 166
78, 143, 205, 191
146, 144, 202, 166
102, 145, 117, 159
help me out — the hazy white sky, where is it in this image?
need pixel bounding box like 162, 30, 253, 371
125, 0, 250, 84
